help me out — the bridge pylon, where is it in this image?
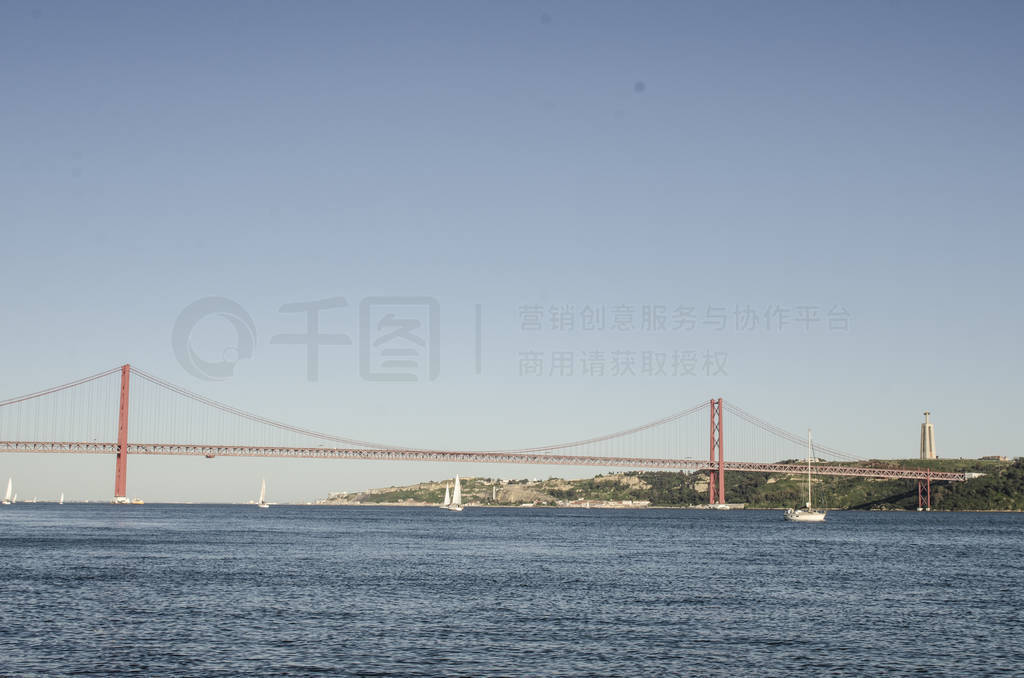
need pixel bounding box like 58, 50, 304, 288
917, 470, 931, 511
709, 398, 724, 504
113, 364, 131, 504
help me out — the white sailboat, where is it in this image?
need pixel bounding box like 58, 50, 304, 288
445, 475, 464, 512
2, 478, 11, 505
257, 479, 270, 508
441, 483, 451, 509
59, 492, 64, 505
785, 429, 826, 522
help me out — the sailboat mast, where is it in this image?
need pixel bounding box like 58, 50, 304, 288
807, 429, 813, 508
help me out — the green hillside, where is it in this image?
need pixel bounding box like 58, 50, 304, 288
724, 458, 1021, 510
321, 458, 1024, 511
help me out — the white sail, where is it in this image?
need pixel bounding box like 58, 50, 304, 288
59, 492, 64, 505
445, 475, 464, 511
452, 475, 462, 506
442, 483, 451, 507
3, 477, 11, 503
257, 479, 269, 508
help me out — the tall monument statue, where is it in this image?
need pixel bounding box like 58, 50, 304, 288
920, 412, 936, 459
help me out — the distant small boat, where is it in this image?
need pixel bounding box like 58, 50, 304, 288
257, 479, 270, 508
785, 429, 827, 523
785, 507, 825, 522
440, 483, 451, 509
445, 475, 464, 512
130, 498, 144, 505
59, 492, 64, 505
2, 478, 12, 505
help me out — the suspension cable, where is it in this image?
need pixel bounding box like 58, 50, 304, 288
131, 368, 403, 450
133, 367, 710, 456
0, 366, 122, 409
724, 401, 868, 462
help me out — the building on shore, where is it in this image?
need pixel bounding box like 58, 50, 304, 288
920, 411, 936, 459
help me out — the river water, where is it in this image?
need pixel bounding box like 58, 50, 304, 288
1, 505, 1021, 677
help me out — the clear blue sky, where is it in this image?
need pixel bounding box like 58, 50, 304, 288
1, 1, 1021, 501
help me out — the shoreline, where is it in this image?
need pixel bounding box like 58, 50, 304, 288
313, 502, 1024, 513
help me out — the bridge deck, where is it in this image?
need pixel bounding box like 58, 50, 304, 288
0, 441, 969, 481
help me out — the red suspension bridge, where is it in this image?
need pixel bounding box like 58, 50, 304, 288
0, 364, 964, 507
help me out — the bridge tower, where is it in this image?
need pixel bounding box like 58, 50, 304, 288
113, 364, 131, 504
918, 470, 932, 511
709, 398, 724, 504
